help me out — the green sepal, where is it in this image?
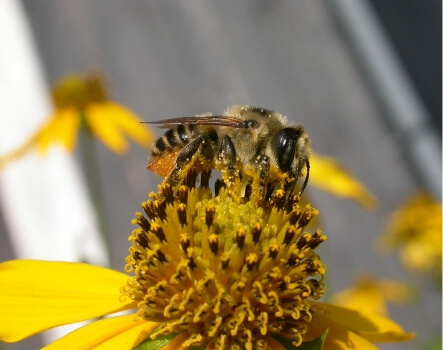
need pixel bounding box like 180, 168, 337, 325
272, 329, 329, 350
133, 333, 178, 350
133, 332, 205, 350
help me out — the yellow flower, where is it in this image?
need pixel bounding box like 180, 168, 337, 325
376, 191, 442, 280
309, 153, 377, 209
330, 275, 414, 316
0, 173, 414, 349
0, 72, 153, 169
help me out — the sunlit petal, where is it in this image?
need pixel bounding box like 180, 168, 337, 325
35, 108, 79, 154
331, 276, 414, 316
55, 108, 80, 151
86, 103, 129, 154
309, 153, 377, 209
330, 277, 388, 316
305, 312, 380, 350
311, 302, 415, 343
0, 260, 135, 342
44, 315, 158, 350
102, 102, 154, 148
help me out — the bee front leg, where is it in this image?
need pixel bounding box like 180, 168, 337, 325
250, 154, 270, 202
216, 135, 242, 197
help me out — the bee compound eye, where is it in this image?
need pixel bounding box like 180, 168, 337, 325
273, 128, 299, 172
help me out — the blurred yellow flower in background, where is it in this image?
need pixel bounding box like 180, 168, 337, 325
0, 72, 153, 169
330, 275, 414, 316
309, 153, 378, 209
376, 192, 442, 282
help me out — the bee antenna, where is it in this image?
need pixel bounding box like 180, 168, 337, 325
298, 160, 310, 196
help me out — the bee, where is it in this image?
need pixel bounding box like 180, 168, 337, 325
146, 105, 311, 196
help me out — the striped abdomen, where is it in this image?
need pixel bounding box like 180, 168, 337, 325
151, 124, 195, 156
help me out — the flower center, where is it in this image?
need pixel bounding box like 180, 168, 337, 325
51, 72, 108, 110
122, 173, 327, 349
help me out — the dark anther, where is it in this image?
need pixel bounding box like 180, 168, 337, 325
136, 214, 151, 232
152, 225, 167, 242
286, 253, 298, 266
306, 261, 318, 274
205, 205, 216, 227
308, 229, 326, 249
132, 250, 143, 262
142, 201, 157, 220
289, 208, 302, 226
161, 183, 174, 204
298, 210, 313, 228
273, 190, 286, 210
245, 254, 258, 271
153, 200, 167, 221
208, 234, 219, 254
178, 186, 188, 204
221, 257, 230, 270
296, 233, 311, 249
187, 257, 197, 270
180, 234, 191, 253
269, 244, 279, 259
283, 226, 296, 245
136, 231, 150, 248
155, 249, 167, 263
177, 203, 187, 226
252, 223, 262, 244
235, 228, 246, 250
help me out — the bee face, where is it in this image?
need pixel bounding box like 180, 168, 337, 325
146, 105, 311, 194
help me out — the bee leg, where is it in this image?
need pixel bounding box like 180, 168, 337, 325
251, 154, 270, 202
217, 135, 240, 188
218, 135, 237, 169
167, 135, 208, 188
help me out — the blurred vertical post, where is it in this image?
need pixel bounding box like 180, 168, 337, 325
328, 0, 442, 199
0, 0, 109, 343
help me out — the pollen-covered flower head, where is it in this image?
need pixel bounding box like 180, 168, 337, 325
122, 170, 327, 349
0, 171, 415, 349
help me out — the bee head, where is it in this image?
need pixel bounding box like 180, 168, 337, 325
271, 125, 310, 178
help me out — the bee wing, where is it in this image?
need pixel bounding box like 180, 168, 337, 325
143, 116, 248, 129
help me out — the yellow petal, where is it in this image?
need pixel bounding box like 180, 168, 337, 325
100, 102, 154, 148
55, 108, 80, 151
0, 132, 38, 170
306, 311, 381, 350
0, 260, 136, 342
311, 302, 415, 343
36, 108, 79, 154
309, 153, 377, 209
44, 314, 158, 350
330, 277, 388, 316
86, 103, 129, 154
330, 276, 414, 317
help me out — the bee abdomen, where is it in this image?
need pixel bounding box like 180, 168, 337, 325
152, 124, 194, 155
